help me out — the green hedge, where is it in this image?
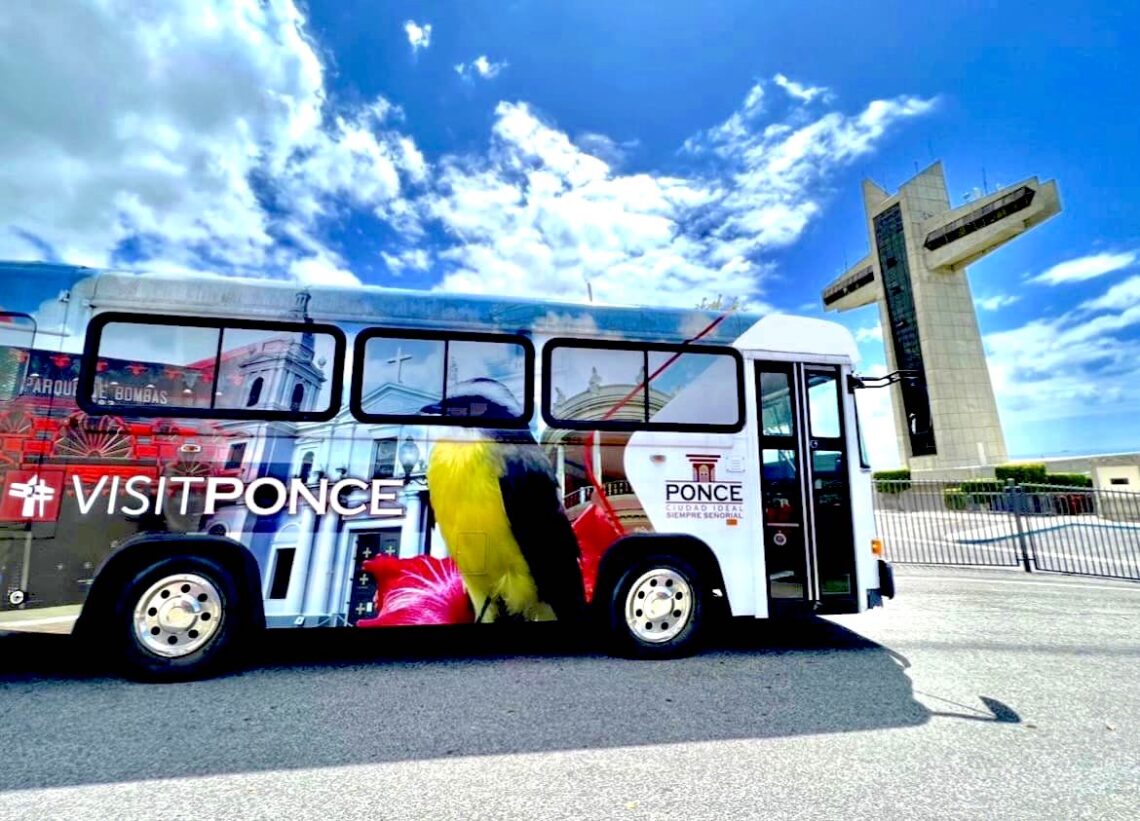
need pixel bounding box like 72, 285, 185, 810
1040, 473, 1093, 488
995, 463, 1047, 483
958, 479, 1003, 496
873, 469, 911, 494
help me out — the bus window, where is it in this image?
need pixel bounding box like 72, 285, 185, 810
354, 330, 532, 425
213, 327, 338, 414
807, 372, 840, 439
81, 313, 344, 421
548, 346, 646, 424
543, 340, 742, 432
92, 321, 220, 410
446, 340, 528, 420
358, 336, 445, 417
853, 395, 872, 469
759, 371, 793, 436
0, 313, 36, 400
646, 351, 739, 426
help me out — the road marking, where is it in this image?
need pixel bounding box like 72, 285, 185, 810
0, 614, 78, 629
901, 574, 1140, 593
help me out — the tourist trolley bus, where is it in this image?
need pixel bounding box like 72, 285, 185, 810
0, 263, 893, 679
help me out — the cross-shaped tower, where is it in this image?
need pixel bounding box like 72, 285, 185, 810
821, 161, 1061, 477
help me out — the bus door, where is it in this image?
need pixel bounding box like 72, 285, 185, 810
755, 361, 856, 611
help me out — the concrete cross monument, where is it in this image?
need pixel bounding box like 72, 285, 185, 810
821, 161, 1061, 478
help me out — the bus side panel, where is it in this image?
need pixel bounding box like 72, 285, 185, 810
622, 429, 760, 617
2, 271, 811, 640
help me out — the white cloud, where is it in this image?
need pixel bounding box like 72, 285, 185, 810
975, 293, 1021, 311
984, 274, 1140, 424
424, 102, 754, 307
532, 311, 600, 336
742, 83, 766, 114
404, 20, 432, 53
1077, 274, 1140, 312
455, 55, 508, 82
1029, 250, 1136, 285
0, 1, 424, 282
381, 248, 432, 276
686, 82, 937, 263
289, 253, 361, 287
1, 4, 934, 309
425, 85, 932, 307
685, 81, 766, 148
854, 323, 883, 342
573, 133, 638, 166
772, 73, 832, 104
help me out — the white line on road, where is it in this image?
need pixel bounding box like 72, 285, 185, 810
900, 574, 1140, 593
0, 615, 78, 629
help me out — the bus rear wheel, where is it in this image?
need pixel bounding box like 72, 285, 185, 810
111, 555, 243, 682
603, 554, 705, 659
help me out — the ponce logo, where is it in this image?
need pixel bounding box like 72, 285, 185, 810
0, 470, 65, 522
664, 454, 744, 521
10, 474, 56, 517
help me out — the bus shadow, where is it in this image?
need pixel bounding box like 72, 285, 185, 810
0, 617, 930, 791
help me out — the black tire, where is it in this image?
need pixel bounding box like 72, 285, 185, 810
110, 554, 245, 682
602, 553, 706, 659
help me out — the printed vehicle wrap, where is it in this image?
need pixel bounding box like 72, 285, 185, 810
2, 264, 792, 630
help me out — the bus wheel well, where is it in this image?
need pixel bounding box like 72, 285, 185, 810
75, 535, 265, 641
593, 534, 729, 616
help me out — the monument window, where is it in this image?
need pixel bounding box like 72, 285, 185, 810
924, 186, 1036, 251
874, 203, 937, 457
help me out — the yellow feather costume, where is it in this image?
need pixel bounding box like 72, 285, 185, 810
426, 435, 555, 622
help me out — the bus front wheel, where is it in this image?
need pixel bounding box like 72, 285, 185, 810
111, 555, 243, 682
603, 554, 706, 659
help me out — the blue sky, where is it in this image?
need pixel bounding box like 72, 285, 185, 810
1, 1, 1138, 465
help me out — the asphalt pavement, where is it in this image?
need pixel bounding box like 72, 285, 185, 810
0, 566, 1137, 820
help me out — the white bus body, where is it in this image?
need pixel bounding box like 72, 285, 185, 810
0, 264, 892, 679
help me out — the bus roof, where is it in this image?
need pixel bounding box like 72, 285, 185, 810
1, 262, 856, 360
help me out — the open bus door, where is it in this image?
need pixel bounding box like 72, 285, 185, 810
756, 361, 857, 613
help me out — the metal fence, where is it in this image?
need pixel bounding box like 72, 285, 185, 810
873, 479, 1140, 582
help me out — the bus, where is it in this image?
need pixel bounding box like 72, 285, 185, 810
0, 262, 893, 680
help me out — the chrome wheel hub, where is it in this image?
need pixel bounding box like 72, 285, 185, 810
625, 568, 693, 643
133, 573, 223, 658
